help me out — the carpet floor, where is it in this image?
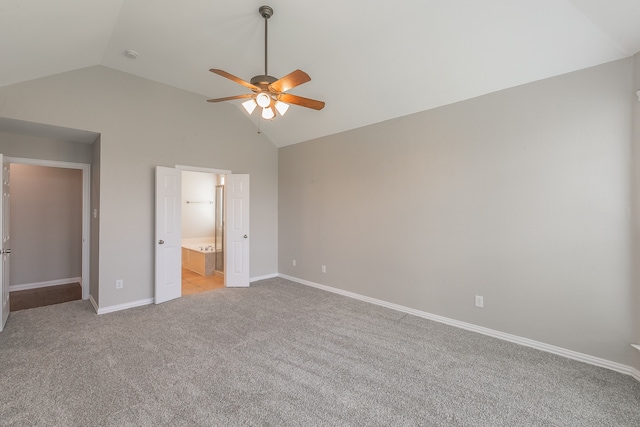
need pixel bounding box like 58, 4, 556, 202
0, 277, 639, 426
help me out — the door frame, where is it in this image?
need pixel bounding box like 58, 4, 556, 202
6, 157, 91, 300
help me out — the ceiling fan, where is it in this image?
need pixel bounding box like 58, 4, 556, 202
207, 5, 325, 120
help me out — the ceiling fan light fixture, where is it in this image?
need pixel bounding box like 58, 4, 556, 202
207, 5, 325, 121
242, 99, 257, 114
261, 106, 275, 120
256, 92, 271, 108
275, 101, 289, 116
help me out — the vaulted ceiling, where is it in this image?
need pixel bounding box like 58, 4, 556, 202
2, 0, 640, 147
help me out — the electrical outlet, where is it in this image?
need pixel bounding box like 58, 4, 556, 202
321, 265, 326, 273
475, 295, 484, 308
292, 259, 296, 267
116, 279, 124, 289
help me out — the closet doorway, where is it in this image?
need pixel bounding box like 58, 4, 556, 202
7, 158, 90, 310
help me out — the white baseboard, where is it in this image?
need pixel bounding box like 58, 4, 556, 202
96, 298, 154, 315
95, 273, 277, 314
10, 277, 82, 292
279, 274, 637, 380
89, 294, 99, 313
251, 273, 278, 282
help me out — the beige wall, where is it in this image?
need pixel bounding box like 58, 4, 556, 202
279, 58, 635, 366
0, 65, 279, 307
9, 164, 83, 285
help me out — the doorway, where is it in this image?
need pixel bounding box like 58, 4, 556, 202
155, 166, 249, 304
6, 159, 90, 310
180, 170, 225, 295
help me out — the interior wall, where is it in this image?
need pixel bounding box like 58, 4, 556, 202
9, 164, 83, 285
0, 65, 278, 308
279, 58, 635, 366
182, 171, 216, 240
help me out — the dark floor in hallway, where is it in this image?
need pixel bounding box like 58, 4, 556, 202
10, 282, 82, 311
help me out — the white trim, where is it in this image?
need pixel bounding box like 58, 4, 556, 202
280, 274, 638, 379
250, 273, 278, 282
9, 277, 82, 292
7, 156, 91, 301
632, 344, 640, 352
175, 164, 232, 174
96, 298, 154, 315
89, 294, 99, 313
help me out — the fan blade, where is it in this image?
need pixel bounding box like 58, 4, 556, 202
209, 69, 259, 91
207, 94, 254, 103
279, 93, 325, 110
269, 69, 311, 93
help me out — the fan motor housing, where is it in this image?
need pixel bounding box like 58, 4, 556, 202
250, 74, 278, 90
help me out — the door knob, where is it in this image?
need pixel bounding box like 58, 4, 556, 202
158, 240, 165, 245
243, 235, 248, 239
4, 249, 10, 254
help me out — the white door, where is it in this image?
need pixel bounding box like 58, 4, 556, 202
225, 174, 250, 287
155, 166, 182, 304
0, 155, 10, 331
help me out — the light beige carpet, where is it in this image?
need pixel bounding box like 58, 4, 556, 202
1, 277, 639, 426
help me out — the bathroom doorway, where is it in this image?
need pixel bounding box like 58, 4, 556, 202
180, 170, 225, 295
155, 166, 249, 303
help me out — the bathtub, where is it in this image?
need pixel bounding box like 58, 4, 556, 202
182, 240, 222, 276
182, 242, 217, 253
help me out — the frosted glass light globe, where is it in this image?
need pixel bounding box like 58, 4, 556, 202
256, 93, 271, 108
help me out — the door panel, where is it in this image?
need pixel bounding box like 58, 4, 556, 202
155, 166, 181, 304
225, 174, 250, 287
0, 155, 9, 330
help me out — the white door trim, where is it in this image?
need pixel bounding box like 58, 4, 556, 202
175, 164, 232, 175
6, 157, 91, 300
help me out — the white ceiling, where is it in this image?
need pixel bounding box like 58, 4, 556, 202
1, 0, 640, 147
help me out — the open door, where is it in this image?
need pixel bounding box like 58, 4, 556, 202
0, 155, 10, 331
155, 166, 181, 304
225, 174, 250, 287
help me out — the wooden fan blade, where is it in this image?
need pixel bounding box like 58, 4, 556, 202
209, 69, 259, 91
279, 93, 325, 110
269, 69, 311, 93
207, 94, 254, 103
